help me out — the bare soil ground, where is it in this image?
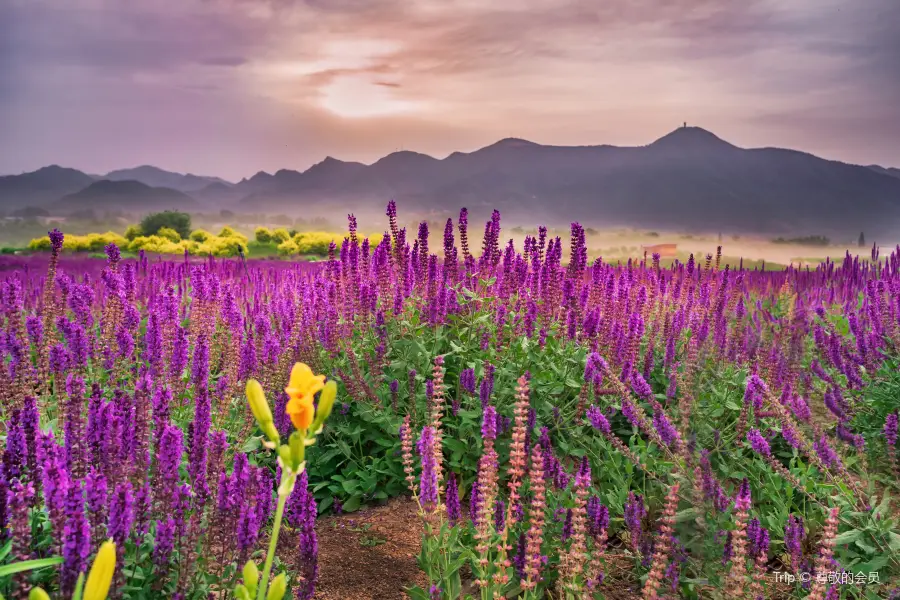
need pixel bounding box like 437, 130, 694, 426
310, 497, 427, 599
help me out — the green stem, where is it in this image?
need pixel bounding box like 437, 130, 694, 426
257, 486, 289, 600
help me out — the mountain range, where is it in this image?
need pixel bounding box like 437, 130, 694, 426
3, 126, 900, 237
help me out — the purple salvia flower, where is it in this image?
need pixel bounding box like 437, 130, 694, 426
482, 405, 498, 440
479, 364, 495, 410
285, 469, 309, 528
514, 533, 527, 579
781, 423, 802, 449
134, 483, 152, 537
653, 411, 680, 447
734, 478, 752, 511
155, 424, 183, 508
784, 514, 805, 572
722, 530, 733, 564
791, 395, 811, 422
587, 405, 611, 433
446, 472, 461, 524
561, 508, 573, 541
469, 480, 480, 526
40, 435, 72, 541
49, 228, 65, 252
836, 424, 865, 450
192, 335, 210, 389
189, 386, 211, 505
746, 429, 771, 457
84, 468, 108, 545
60, 487, 91, 596
417, 426, 438, 509
744, 375, 767, 413
459, 368, 475, 394
814, 436, 842, 469
884, 413, 898, 447
624, 491, 645, 550
621, 397, 640, 429
746, 517, 761, 555
236, 501, 261, 558
107, 480, 134, 550
153, 517, 177, 573
630, 372, 653, 401
494, 498, 506, 532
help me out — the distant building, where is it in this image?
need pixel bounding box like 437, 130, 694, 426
642, 243, 678, 258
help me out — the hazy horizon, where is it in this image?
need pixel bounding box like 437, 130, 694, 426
2, 0, 899, 180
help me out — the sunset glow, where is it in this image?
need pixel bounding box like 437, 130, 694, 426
1, 0, 898, 178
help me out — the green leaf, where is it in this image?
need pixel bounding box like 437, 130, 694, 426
832, 529, 861, 546
852, 555, 888, 574
0, 557, 64, 578
405, 587, 432, 600
724, 400, 741, 411
240, 436, 262, 453
342, 495, 362, 513
888, 532, 900, 551
674, 508, 699, 523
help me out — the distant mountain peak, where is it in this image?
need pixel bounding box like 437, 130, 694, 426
649, 126, 736, 150
484, 137, 539, 149
373, 150, 438, 166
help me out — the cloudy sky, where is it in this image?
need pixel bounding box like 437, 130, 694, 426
1, 0, 898, 180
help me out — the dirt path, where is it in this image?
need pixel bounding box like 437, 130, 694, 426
312, 497, 427, 599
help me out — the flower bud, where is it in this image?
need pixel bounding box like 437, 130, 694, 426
234, 584, 252, 600
84, 540, 116, 600
312, 380, 337, 431
247, 379, 280, 443
278, 444, 292, 468
242, 560, 259, 596
267, 573, 287, 600
29, 589, 50, 600
289, 431, 306, 469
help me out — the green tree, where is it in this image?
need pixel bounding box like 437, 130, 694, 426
124, 224, 143, 241
140, 210, 191, 240
255, 226, 273, 244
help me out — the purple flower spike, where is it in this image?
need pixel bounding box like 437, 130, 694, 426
482, 405, 498, 440
746, 428, 771, 457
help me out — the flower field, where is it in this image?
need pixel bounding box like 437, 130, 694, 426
1, 202, 899, 599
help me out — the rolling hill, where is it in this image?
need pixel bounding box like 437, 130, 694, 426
230, 127, 900, 237
104, 166, 232, 192
3, 126, 900, 237
0, 165, 96, 208
56, 180, 198, 212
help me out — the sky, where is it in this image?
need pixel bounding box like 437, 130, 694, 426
1, 0, 899, 181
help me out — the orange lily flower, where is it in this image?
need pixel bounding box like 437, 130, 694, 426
285, 362, 325, 430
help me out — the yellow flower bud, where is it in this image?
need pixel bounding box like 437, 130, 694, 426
84, 540, 116, 600
247, 380, 279, 443
278, 444, 292, 468
242, 560, 259, 596
234, 584, 252, 600
28, 588, 50, 600
289, 431, 306, 469
311, 380, 337, 431
267, 573, 287, 600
